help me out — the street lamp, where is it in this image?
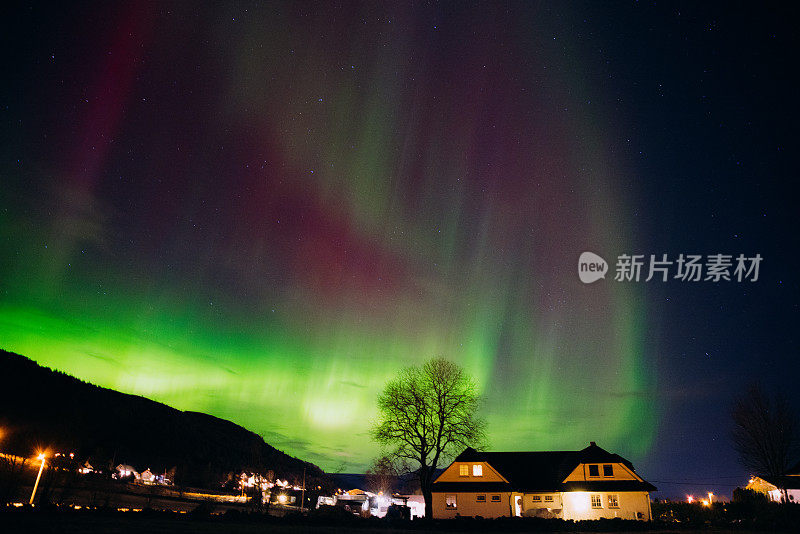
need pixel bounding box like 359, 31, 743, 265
29, 453, 46, 505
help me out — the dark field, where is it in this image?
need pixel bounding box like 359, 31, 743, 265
0, 509, 784, 534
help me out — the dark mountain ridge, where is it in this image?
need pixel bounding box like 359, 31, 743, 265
0, 349, 325, 488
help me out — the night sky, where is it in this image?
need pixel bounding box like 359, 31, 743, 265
1, 2, 798, 499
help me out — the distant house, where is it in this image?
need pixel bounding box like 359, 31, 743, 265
432, 442, 655, 521
140, 468, 155, 484
746, 462, 800, 503
114, 464, 139, 480
77, 461, 93, 475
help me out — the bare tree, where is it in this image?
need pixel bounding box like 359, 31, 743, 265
0, 454, 27, 504
732, 384, 798, 502
365, 455, 401, 496
372, 357, 485, 518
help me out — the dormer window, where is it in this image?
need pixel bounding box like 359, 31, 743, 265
588, 464, 600, 477
472, 464, 483, 476
459, 464, 469, 477
603, 464, 614, 477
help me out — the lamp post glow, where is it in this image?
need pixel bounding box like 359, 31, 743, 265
300, 467, 305, 513
29, 453, 46, 505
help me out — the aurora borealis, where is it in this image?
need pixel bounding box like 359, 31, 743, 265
2, 2, 798, 498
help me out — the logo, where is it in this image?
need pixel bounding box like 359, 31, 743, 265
578, 252, 763, 283
578, 252, 608, 284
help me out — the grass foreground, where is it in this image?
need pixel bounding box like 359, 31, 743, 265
0, 506, 791, 534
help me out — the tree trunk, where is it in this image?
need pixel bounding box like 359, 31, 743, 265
423, 486, 433, 519
418, 465, 434, 519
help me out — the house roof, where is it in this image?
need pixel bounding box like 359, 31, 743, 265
434, 442, 656, 493
562, 480, 657, 492
758, 475, 800, 491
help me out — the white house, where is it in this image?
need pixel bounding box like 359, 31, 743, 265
432, 442, 655, 521
745, 462, 800, 503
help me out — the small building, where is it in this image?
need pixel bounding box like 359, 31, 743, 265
394, 494, 425, 519
270, 486, 303, 506
323, 489, 370, 514
432, 442, 655, 520
77, 461, 94, 475
140, 468, 155, 484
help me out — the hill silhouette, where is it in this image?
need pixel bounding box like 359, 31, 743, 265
0, 349, 325, 488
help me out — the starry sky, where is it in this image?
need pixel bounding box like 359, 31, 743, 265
1, 1, 798, 499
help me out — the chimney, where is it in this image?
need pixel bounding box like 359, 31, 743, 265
590, 441, 597, 447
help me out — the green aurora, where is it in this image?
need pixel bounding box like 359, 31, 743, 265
0, 2, 655, 471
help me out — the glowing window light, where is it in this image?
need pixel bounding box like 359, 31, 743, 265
569, 492, 590, 513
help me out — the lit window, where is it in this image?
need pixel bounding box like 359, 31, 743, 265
459, 464, 469, 477
473, 464, 483, 476
446, 495, 457, 509
591, 494, 602, 508
532, 495, 541, 502
476, 495, 486, 503
603, 464, 613, 477
608, 494, 619, 508
588, 464, 600, 477
544, 495, 553, 502
491, 495, 501, 502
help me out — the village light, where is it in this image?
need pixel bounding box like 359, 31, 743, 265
29, 453, 46, 505
687, 495, 694, 503
278, 494, 287, 504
